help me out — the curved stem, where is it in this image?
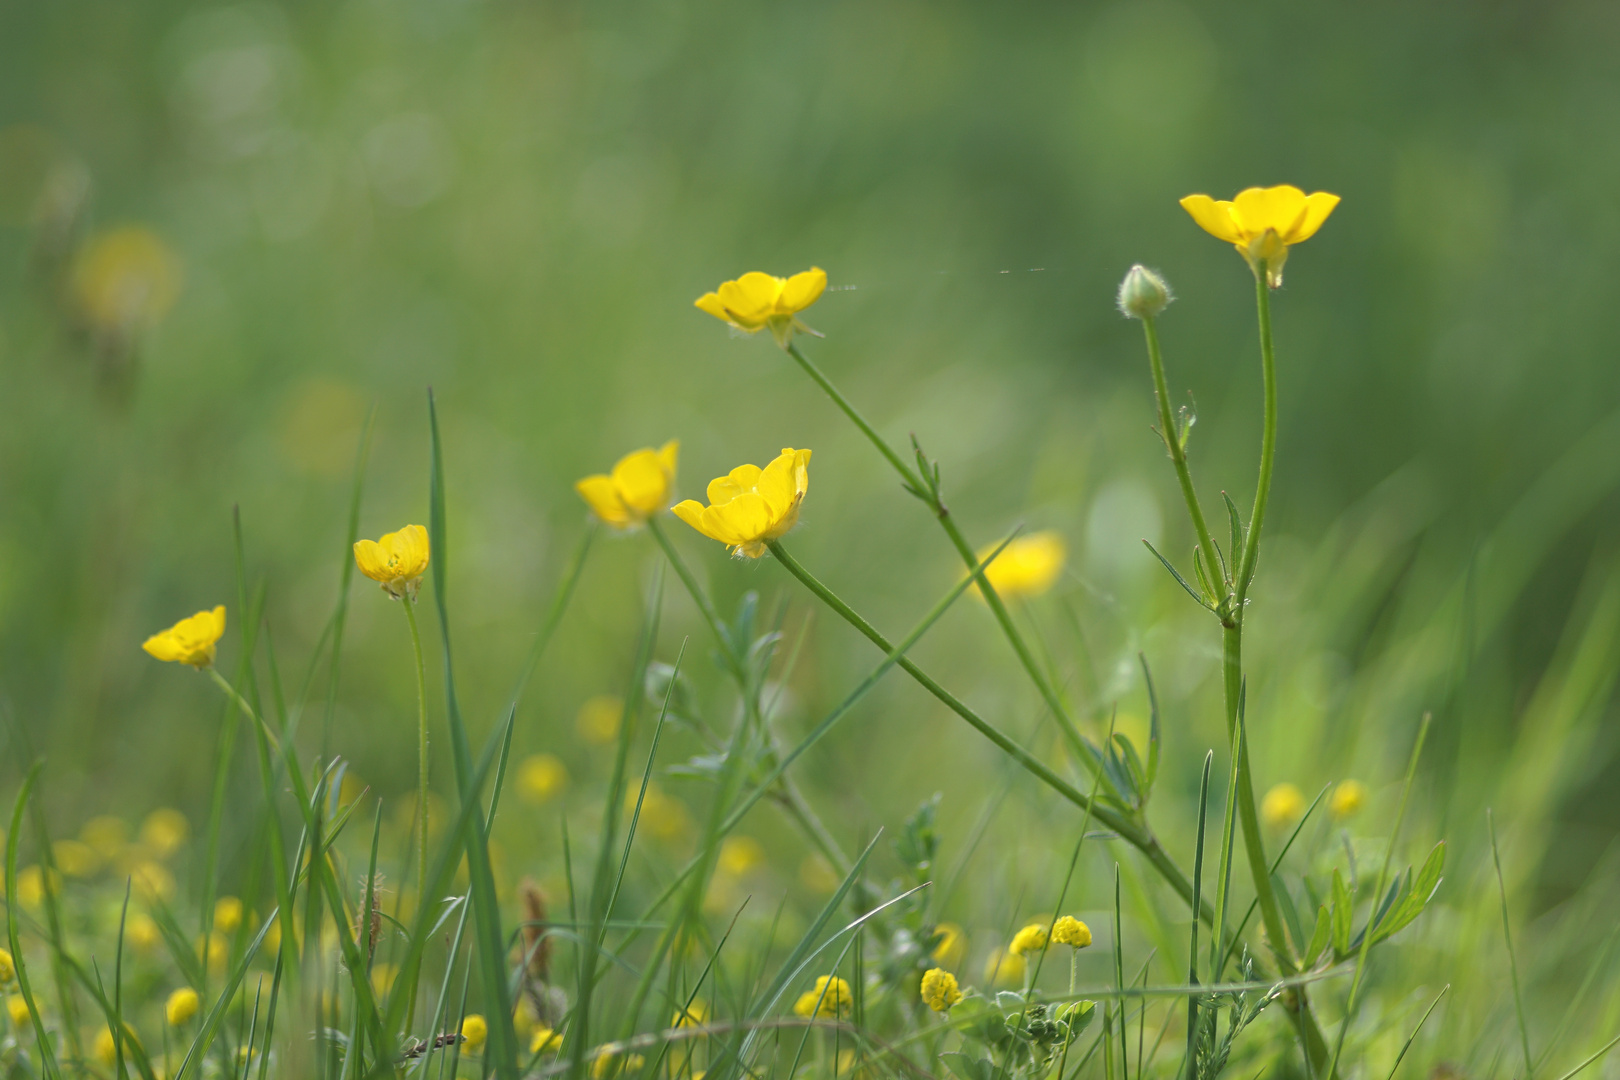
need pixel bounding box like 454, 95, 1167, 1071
1143, 316, 1226, 608
1235, 274, 1278, 603
783, 342, 1107, 786
764, 538, 1211, 926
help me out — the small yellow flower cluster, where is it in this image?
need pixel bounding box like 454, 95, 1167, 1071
353, 524, 431, 601
0, 949, 13, 985
919, 968, 962, 1013
460, 1014, 488, 1051
1009, 923, 1048, 956
7, 994, 30, 1028
793, 974, 851, 1018
1051, 915, 1093, 949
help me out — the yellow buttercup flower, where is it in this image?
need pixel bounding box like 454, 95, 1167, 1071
792, 975, 851, 1018
672, 998, 709, 1027
975, 531, 1066, 600
71, 225, 182, 337
142, 606, 226, 668
1009, 923, 1048, 956
1331, 779, 1367, 820
920, 968, 963, 1012
673, 449, 812, 559
717, 836, 765, 877
1179, 185, 1340, 288
460, 1014, 487, 1051
52, 840, 101, 878
141, 808, 190, 858
214, 896, 243, 934
353, 524, 430, 600
127, 914, 161, 953
576, 696, 624, 744
695, 268, 827, 348
95, 1025, 118, 1066
1261, 782, 1306, 829
1051, 916, 1092, 948
166, 987, 200, 1027
576, 441, 680, 529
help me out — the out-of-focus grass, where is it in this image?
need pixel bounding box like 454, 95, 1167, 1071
4, 0, 1620, 1074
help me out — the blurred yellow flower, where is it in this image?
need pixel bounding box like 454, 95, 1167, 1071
94, 1025, 118, 1066
196, 931, 228, 976
576, 442, 680, 529
673, 449, 812, 559
792, 975, 851, 1018
127, 914, 161, 953
517, 754, 569, 804
975, 531, 1066, 601
52, 839, 101, 879
71, 225, 182, 336
142, 607, 226, 668
1179, 185, 1340, 288
461, 1014, 487, 1051
672, 998, 708, 1027
920, 968, 962, 1012
132, 861, 176, 902
717, 836, 765, 877
695, 268, 827, 348
6, 994, 29, 1028
1051, 916, 1092, 948
628, 783, 690, 843
80, 816, 130, 858
16, 866, 51, 909
0, 948, 12, 984
985, 948, 1024, 985
141, 808, 189, 858
1331, 779, 1367, 820
592, 1050, 646, 1079
166, 987, 199, 1027
370, 963, 398, 997
531, 1026, 562, 1054
1262, 782, 1306, 829
577, 696, 624, 745
1010, 923, 1049, 956
353, 524, 430, 601
930, 923, 966, 968
214, 896, 243, 934
263, 915, 282, 954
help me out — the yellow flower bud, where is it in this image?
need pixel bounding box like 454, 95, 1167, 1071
791, 975, 851, 1018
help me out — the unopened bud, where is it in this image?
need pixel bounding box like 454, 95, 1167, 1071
1117, 264, 1172, 320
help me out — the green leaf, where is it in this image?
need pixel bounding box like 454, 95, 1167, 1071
1331, 869, 1353, 958
1304, 905, 1331, 968
1223, 492, 1246, 570
940, 1053, 995, 1080
1372, 842, 1445, 946
1272, 871, 1307, 960
1139, 654, 1161, 793
1142, 539, 1217, 614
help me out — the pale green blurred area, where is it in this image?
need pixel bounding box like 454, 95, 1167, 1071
5, 0, 1620, 1055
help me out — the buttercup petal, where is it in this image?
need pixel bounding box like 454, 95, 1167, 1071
671, 500, 714, 540
694, 293, 729, 322
1179, 195, 1244, 243
1287, 192, 1341, 243
352, 539, 390, 582
778, 268, 827, 314
1231, 186, 1308, 238
142, 634, 184, 662
755, 450, 800, 516
576, 475, 630, 525
611, 449, 671, 516
708, 464, 763, 505
705, 493, 773, 546
657, 440, 680, 478
719, 273, 783, 322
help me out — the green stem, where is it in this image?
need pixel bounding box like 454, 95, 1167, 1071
1142, 316, 1226, 609
764, 539, 1210, 925
647, 516, 850, 875
783, 342, 1106, 784
402, 598, 430, 947
1235, 274, 1278, 602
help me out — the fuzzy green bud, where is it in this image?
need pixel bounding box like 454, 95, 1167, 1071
1117, 264, 1172, 320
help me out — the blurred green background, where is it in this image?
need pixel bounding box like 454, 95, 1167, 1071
5, 0, 1620, 1056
